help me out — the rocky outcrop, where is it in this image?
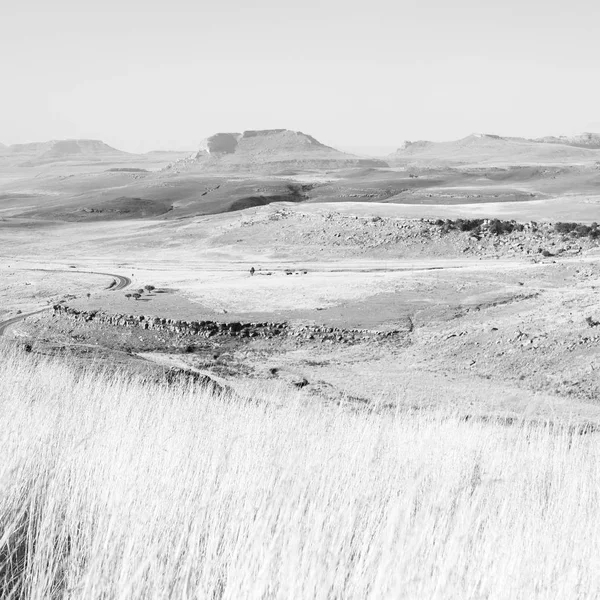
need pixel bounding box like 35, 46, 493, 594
171, 129, 389, 172
51, 305, 404, 343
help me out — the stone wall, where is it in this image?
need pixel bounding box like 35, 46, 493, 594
52, 304, 403, 344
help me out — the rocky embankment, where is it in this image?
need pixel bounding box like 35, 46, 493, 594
52, 305, 404, 344
224, 210, 600, 260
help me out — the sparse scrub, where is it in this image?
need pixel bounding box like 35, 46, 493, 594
455, 218, 484, 232
1, 346, 600, 598
435, 218, 523, 236
555, 222, 600, 238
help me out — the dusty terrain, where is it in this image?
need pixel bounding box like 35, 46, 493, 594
2, 129, 600, 423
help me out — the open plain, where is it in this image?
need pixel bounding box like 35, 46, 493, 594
2, 130, 600, 420
3, 129, 600, 597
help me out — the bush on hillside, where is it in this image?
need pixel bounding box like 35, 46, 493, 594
434, 218, 522, 236
555, 222, 600, 238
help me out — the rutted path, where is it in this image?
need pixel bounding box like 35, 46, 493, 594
0, 269, 131, 337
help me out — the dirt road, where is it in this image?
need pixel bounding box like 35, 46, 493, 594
0, 269, 131, 337
0, 308, 50, 337
24, 268, 132, 291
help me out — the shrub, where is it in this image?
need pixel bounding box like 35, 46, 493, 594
488, 219, 520, 235
554, 222, 600, 238
455, 218, 484, 232
555, 222, 579, 234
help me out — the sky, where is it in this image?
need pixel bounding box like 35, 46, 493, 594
1, 0, 599, 154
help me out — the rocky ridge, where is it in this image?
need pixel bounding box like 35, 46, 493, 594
51, 305, 405, 343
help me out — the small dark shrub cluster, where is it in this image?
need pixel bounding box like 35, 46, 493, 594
554, 222, 600, 238
434, 218, 523, 236
487, 219, 525, 235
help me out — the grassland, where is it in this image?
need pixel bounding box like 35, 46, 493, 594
1, 344, 599, 599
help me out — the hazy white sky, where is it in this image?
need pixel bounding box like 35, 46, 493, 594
1, 0, 599, 153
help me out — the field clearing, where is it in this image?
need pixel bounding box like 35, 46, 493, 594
1, 345, 600, 599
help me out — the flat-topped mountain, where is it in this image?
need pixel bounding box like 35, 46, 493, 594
389, 133, 600, 166
171, 129, 389, 172
2, 139, 129, 166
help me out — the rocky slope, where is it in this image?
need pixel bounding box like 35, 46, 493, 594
169, 129, 389, 173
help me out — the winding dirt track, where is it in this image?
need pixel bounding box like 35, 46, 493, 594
0, 269, 131, 337
0, 309, 50, 337
23, 269, 132, 291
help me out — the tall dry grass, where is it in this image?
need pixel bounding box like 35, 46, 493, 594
1, 345, 599, 599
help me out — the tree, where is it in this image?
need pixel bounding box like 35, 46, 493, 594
144, 285, 155, 292
125, 293, 132, 300
132, 293, 141, 301
137, 289, 145, 295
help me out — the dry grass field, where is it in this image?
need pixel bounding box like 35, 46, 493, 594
2, 344, 600, 599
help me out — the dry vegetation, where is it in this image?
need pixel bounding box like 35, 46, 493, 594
1, 345, 599, 599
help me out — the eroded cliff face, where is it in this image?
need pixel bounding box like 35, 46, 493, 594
195, 133, 242, 157
178, 129, 389, 171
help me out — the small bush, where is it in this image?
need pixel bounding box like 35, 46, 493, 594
555, 222, 578, 234
455, 219, 484, 232
555, 222, 600, 238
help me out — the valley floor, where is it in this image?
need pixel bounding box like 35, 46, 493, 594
2, 202, 600, 423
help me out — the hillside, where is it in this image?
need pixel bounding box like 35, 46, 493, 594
389, 133, 600, 166
532, 132, 600, 149
170, 129, 389, 173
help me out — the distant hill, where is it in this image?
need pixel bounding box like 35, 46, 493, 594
531, 133, 600, 149
169, 129, 389, 172
6, 139, 129, 166
389, 133, 600, 166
